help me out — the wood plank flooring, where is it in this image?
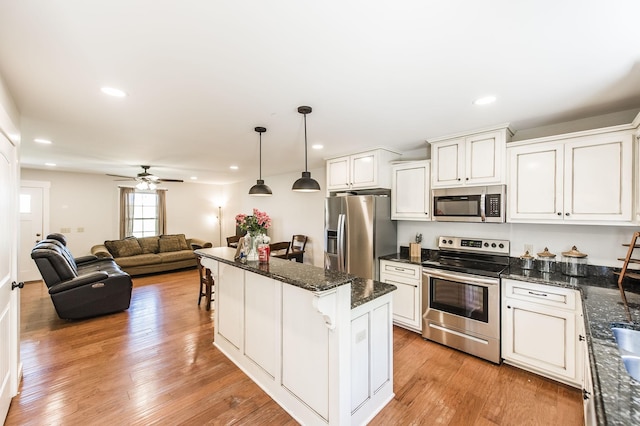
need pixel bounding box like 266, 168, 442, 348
6, 269, 583, 425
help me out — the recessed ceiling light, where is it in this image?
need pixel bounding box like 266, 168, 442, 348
190, 176, 198, 180
473, 96, 496, 106
101, 87, 127, 97
34, 138, 52, 144
44, 162, 56, 167
230, 165, 238, 170
312, 144, 323, 150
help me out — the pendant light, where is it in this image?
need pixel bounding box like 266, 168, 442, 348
249, 126, 272, 196
292, 106, 321, 192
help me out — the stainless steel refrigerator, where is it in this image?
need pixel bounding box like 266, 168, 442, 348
324, 193, 397, 280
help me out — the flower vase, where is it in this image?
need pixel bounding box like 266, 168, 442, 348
245, 233, 260, 261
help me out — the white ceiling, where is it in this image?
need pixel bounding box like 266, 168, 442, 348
1, 1, 640, 185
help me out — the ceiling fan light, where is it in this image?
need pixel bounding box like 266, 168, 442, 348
136, 181, 147, 190
249, 179, 273, 196
292, 171, 321, 192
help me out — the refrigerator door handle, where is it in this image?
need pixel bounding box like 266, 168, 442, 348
337, 213, 346, 272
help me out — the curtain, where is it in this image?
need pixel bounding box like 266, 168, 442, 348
119, 187, 135, 238
157, 189, 167, 235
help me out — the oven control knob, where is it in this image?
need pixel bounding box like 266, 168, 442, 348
484, 242, 489, 247
491, 243, 496, 248
442, 239, 447, 245
447, 240, 452, 244
499, 243, 504, 249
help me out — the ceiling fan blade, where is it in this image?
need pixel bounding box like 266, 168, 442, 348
157, 178, 184, 183
107, 173, 136, 179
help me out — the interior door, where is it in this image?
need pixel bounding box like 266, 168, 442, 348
19, 184, 47, 282
0, 130, 17, 423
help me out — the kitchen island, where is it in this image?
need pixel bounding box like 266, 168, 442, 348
195, 247, 397, 426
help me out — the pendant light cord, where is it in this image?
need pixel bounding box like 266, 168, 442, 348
303, 112, 308, 172
259, 132, 263, 179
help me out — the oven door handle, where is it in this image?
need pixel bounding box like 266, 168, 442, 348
422, 268, 498, 287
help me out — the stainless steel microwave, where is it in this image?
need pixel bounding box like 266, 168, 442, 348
432, 185, 506, 223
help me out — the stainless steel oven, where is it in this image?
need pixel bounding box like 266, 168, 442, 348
421, 236, 509, 364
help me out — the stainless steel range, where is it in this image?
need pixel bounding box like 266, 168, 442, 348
421, 236, 510, 364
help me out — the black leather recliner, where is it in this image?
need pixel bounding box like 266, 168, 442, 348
31, 233, 133, 320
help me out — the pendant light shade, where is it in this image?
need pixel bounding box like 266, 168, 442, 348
292, 106, 321, 192
249, 126, 272, 196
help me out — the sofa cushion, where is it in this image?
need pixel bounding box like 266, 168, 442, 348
157, 250, 196, 263
159, 234, 189, 252
115, 253, 162, 267
138, 236, 160, 254
105, 237, 143, 258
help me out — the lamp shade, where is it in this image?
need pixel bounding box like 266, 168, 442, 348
249, 179, 272, 196
292, 171, 321, 192
292, 106, 320, 192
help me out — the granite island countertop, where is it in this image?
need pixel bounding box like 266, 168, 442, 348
196, 247, 396, 310
380, 249, 640, 426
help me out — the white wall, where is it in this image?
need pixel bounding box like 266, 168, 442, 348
20, 168, 225, 256
20, 166, 327, 266
397, 220, 634, 268
225, 166, 326, 267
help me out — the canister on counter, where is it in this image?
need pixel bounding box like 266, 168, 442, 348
537, 247, 556, 273
561, 246, 588, 277
519, 250, 535, 270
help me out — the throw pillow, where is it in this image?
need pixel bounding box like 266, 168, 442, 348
138, 236, 160, 254
159, 234, 189, 252
104, 236, 143, 258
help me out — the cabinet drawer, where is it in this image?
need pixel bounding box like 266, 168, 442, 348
380, 260, 421, 281
503, 278, 576, 311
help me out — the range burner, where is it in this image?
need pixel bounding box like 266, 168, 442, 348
422, 236, 510, 278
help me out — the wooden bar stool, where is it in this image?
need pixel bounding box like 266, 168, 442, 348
196, 256, 214, 311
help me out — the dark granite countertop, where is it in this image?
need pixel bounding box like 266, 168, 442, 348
196, 247, 396, 310
380, 250, 640, 426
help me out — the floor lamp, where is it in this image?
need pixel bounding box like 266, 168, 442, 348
218, 206, 222, 247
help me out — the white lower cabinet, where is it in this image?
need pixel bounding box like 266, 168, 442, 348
379, 260, 421, 332
501, 278, 582, 387
578, 310, 597, 426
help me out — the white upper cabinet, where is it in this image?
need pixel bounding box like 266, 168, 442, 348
326, 149, 399, 191
430, 126, 512, 188
391, 160, 430, 220
508, 129, 633, 223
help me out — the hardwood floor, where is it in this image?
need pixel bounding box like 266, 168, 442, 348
6, 269, 583, 425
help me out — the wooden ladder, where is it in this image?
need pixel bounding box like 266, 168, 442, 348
614, 231, 640, 322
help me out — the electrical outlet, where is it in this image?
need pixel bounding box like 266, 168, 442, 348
77, 227, 84, 233
60, 227, 71, 233
524, 244, 533, 254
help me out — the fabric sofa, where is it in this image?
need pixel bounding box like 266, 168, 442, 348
31, 233, 133, 320
91, 234, 212, 276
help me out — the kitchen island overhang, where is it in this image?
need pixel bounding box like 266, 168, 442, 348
196, 247, 396, 426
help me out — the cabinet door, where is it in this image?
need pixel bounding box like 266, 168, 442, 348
564, 132, 632, 221
379, 260, 421, 332
350, 151, 377, 189
327, 156, 350, 191
465, 130, 505, 185
217, 263, 245, 350
391, 161, 430, 220
431, 139, 464, 188
502, 297, 578, 384
508, 143, 564, 221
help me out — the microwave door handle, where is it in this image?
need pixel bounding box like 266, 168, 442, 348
480, 192, 486, 222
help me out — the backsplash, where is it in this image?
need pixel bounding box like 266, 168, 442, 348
397, 220, 636, 269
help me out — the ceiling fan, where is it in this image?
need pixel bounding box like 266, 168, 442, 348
108, 165, 184, 189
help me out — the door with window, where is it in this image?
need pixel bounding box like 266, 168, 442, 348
19, 182, 49, 282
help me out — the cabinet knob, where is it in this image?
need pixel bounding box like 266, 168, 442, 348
507, 305, 511, 309
579, 335, 585, 341
583, 389, 591, 400
457, 178, 461, 181
557, 212, 562, 216
565, 212, 570, 216
465, 177, 469, 181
